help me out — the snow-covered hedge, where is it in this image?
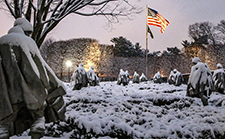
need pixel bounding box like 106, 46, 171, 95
45, 82, 225, 139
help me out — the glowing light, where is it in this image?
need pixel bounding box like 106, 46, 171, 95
160, 71, 164, 77
66, 60, 72, 67
84, 42, 101, 71
84, 60, 95, 71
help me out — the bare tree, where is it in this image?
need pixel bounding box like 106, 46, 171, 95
2, 0, 142, 47
188, 22, 216, 46
40, 37, 55, 61
46, 38, 88, 78
215, 20, 225, 44
47, 41, 71, 79
84, 42, 114, 74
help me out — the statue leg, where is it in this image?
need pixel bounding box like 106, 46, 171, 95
199, 92, 208, 106
29, 107, 46, 139
73, 83, 82, 90
31, 133, 43, 139
29, 116, 45, 139
0, 105, 21, 138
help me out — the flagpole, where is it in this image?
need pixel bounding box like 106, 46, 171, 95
146, 4, 148, 78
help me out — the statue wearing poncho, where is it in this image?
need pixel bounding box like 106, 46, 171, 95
186, 57, 213, 106
0, 18, 66, 139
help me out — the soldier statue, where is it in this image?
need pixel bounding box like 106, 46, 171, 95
0, 18, 66, 139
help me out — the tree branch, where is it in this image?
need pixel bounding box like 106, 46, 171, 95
89, 0, 116, 6
51, 0, 63, 15
14, 0, 21, 17
29, 0, 37, 11
2, 0, 142, 47
4, 0, 16, 17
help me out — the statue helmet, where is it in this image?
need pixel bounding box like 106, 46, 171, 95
173, 69, 177, 73
90, 66, 94, 70
14, 17, 33, 36
192, 57, 200, 64
217, 63, 223, 69
79, 63, 83, 67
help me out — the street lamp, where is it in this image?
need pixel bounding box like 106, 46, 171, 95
66, 60, 72, 82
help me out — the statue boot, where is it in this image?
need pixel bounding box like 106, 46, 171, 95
29, 117, 45, 139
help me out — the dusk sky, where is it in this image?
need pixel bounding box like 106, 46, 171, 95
1, 0, 225, 52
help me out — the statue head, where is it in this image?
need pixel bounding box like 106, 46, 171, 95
173, 69, 177, 73
14, 17, 33, 36
79, 63, 83, 67
192, 57, 200, 65
90, 66, 94, 70
217, 63, 223, 69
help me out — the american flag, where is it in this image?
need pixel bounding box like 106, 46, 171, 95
147, 7, 169, 33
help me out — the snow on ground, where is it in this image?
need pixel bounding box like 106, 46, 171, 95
12, 81, 225, 139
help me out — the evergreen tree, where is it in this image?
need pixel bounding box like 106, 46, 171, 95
111, 36, 144, 57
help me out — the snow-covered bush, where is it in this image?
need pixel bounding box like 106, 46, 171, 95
43, 81, 225, 139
